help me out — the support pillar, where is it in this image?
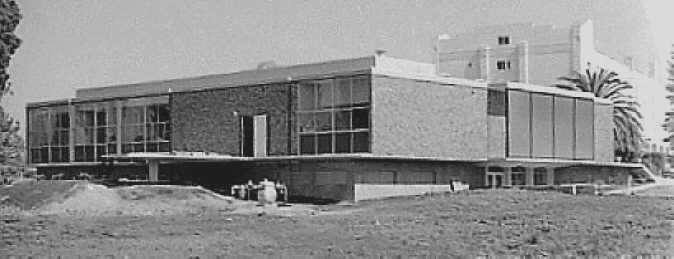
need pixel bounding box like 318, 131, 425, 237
546, 168, 555, 186
148, 160, 159, 182
504, 167, 512, 186
525, 167, 534, 186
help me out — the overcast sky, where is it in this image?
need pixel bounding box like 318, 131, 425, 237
7, 0, 674, 133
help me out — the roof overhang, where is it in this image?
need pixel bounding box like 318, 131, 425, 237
477, 158, 643, 169
101, 152, 488, 164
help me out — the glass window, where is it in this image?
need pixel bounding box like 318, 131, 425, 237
314, 111, 332, 132
487, 89, 506, 116
299, 83, 316, 110
298, 113, 314, 133
351, 76, 370, 106
353, 132, 369, 152
334, 78, 351, 108
511, 173, 525, 186
554, 96, 574, 159
296, 75, 370, 154
300, 134, 315, 154
334, 132, 351, 153
575, 99, 594, 160
334, 110, 351, 130
507, 90, 531, 157
531, 94, 553, 158
352, 108, 369, 129
317, 80, 333, 109
316, 133, 332, 154
534, 168, 547, 185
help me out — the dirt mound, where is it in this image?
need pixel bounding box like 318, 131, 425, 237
0, 181, 235, 217
38, 184, 235, 217
0, 180, 83, 211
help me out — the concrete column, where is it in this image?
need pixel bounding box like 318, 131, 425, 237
525, 167, 534, 186
116, 101, 123, 155
517, 41, 529, 83
546, 168, 555, 186
68, 102, 75, 162
504, 167, 512, 186
148, 160, 159, 181
479, 45, 492, 81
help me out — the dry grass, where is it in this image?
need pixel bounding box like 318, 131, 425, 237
1, 188, 672, 257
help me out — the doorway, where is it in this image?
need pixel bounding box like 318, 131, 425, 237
241, 114, 267, 157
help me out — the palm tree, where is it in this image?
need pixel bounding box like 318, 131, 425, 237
553, 68, 643, 161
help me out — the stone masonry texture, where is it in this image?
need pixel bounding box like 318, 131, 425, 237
171, 84, 293, 156
371, 75, 488, 160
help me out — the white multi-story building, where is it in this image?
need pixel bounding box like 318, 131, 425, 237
436, 20, 668, 154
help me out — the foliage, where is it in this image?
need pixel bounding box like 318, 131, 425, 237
0, 0, 21, 98
641, 152, 665, 176
554, 68, 643, 161
0, 0, 21, 174
664, 45, 674, 144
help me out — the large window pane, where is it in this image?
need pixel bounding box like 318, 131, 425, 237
352, 108, 369, 129
351, 76, 370, 106
507, 90, 531, 157
317, 80, 333, 109
300, 134, 315, 154
488, 89, 506, 116
316, 133, 332, 154
314, 111, 332, 132
575, 99, 594, 160
353, 132, 369, 152
334, 110, 351, 130
299, 83, 315, 110
334, 78, 351, 108
554, 96, 574, 159
298, 113, 314, 132
296, 75, 370, 155
531, 94, 553, 158
335, 132, 351, 153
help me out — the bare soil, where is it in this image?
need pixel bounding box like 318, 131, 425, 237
1, 182, 672, 257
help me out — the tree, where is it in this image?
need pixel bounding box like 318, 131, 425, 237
0, 0, 21, 180
554, 67, 643, 161
664, 45, 674, 149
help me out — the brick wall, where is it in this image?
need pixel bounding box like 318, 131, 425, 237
555, 166, 631, 185
594, 103, 615, 162
171, 84, 294, 156
371, 75, 488, 159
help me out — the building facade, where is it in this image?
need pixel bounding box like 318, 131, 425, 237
26, 55, 634, 201
436, 20, 669, 154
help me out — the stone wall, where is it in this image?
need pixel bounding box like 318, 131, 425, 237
371, 75, 488, 159
554, 166, 632, 185
171, 84, 294, 156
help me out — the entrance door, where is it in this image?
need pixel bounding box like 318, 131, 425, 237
241, 115, 267, 157
486, 173, 504, 188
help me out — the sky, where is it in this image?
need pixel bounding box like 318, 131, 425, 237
6, 0, 674, 136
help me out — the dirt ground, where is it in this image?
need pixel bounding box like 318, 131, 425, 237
1, 182, 673, 257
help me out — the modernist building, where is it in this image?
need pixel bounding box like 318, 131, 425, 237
436, 20, 669, 154
26, 54, 636, 201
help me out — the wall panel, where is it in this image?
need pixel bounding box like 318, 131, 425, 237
531, 94, 553, 158
507, 90, 531, 157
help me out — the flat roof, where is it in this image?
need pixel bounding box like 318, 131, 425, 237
27, 54, 610, 107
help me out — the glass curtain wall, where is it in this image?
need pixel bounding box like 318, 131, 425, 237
28, 96, 170, 164
298, 75, 370, 154
73, 102, 117, 162
121, 96, 170, 153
